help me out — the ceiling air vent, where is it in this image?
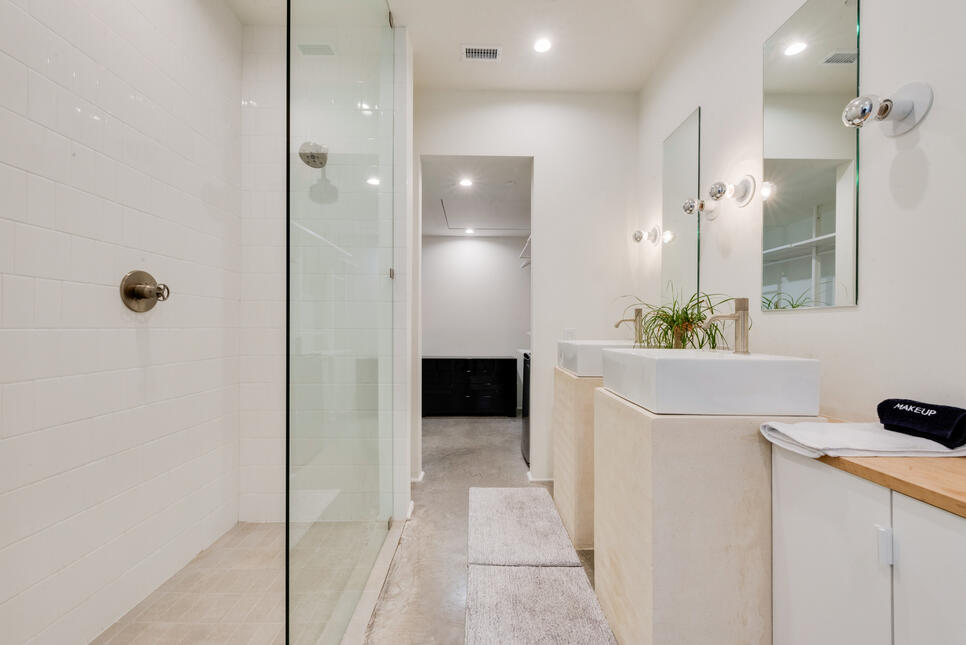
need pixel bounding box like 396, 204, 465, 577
462, 46, 502, 62
298, 43, 335, 56
822, 50, 858, 64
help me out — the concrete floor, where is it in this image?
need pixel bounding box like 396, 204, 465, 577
364, 416, 594, 644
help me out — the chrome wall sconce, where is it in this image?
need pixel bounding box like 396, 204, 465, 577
682, 198, 710, 217
842, 82, 933, 136
707, 175, 756, 210
633, 226, 660, 244
682, 174, 756, 223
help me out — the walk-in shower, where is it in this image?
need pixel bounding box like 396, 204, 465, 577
0, 0, 401, 642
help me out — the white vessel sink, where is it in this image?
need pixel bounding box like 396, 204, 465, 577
557, 340, 636, 377
602, 348, 820, 415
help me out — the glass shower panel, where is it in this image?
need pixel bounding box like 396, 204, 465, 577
287, 0, 394, 642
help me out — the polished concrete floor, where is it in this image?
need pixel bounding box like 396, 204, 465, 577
364, 416, 594, 645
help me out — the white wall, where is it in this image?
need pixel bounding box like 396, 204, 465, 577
764, 93, 855, 160
422, 236, 530, 358
239, 25, 286, 522
415, 89, 641, 479
0, 0, 242, 642
637, 0, 966, 421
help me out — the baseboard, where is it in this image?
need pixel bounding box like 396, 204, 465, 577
527, 471, 554, 483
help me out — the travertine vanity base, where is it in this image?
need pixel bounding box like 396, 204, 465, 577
552, 366, 600, 549
593, 387, 820, 645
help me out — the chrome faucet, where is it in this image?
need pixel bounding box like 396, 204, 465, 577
701, 297, 750, 354
615, 307, 644, 346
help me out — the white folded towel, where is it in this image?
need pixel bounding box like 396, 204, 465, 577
760, 421, 966, 458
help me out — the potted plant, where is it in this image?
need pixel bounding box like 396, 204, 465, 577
622, 289, 734, 350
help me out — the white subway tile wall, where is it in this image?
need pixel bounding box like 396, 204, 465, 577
0, 0, 244, 642
239, 25, 286, 523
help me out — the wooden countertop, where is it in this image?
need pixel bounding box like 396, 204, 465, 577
819, 455, 966, 519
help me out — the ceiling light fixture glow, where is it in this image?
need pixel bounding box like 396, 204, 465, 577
533, 38, 552, 53
459, 178, 473, 187
366, 177, 381, 186
464, 228, 475, 235
784, 41, 807, 56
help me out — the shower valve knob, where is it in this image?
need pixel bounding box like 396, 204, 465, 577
120, 270, 170, 312
132, 283, 169, 301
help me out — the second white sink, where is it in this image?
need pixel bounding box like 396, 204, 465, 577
557, 340, 636, 377
602, 348, 820, 416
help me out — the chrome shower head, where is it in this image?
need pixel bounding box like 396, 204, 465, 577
299, 142, 328, 168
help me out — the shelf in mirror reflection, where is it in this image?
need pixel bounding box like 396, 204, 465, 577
762, 232, 836, 264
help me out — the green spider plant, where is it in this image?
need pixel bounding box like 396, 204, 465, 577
761, 290, 815, 310
621, 288, 734, 350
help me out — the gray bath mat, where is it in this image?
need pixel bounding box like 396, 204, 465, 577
468, 487, 581, 567
466, 565, 616, 645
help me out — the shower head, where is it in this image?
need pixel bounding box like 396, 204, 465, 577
299, 142, 328, 168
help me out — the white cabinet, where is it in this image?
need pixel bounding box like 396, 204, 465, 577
772, 449, 892, 644
774, 449, 966, 645
893, 493, 966, 645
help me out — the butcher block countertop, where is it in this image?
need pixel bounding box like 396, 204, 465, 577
820, 455, 966, 519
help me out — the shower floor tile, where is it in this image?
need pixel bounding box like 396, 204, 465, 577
93, 517, 392, 645
92, 523, 285, 645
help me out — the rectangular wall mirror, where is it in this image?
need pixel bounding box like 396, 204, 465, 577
662, 107, 701, 297
762, 0, 859, 310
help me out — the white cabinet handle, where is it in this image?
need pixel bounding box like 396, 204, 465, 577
875, 525, 894, 566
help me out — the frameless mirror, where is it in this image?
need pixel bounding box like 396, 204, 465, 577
661, 107, 700, 297
762, 0, 858, 310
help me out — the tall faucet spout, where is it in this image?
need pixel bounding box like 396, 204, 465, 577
614, 307, 645, 345
701, 298, 750, 354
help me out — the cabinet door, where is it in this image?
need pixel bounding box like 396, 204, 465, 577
893, 492, 966, 645
773, 449, 893, 645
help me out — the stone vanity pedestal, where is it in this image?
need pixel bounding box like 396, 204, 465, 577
593, 387, 821, 644
552, 366, 600, 549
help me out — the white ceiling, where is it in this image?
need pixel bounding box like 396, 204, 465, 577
227, 0, 707, 91
764, 0, 858, 94
422, 155, 532, 237
389, 0, 705, 91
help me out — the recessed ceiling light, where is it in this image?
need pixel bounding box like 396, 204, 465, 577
784, 41, 807, 56
533, 38, 552, 53
366, 177, 380, 186
459, 178, 473, 187
465, 228, 475, 235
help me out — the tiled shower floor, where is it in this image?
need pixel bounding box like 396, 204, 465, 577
92, 523, 285, 644
92, 519, 387, 645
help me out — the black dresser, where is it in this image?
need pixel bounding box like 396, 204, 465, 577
422, 357, 518, 417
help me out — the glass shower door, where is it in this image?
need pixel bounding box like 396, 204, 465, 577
287, 1, 394, 641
